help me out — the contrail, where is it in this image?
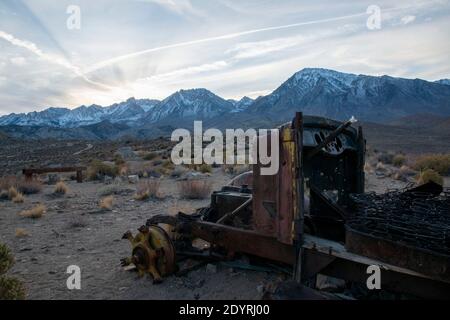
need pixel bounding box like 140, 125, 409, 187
85, 11, 368, 74
0, 30, 111, 90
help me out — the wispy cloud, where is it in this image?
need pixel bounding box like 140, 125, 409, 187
0, 0, 449, 114
0, 30, 110, 90
401, 15, 416, 24
85, 11, 368, 74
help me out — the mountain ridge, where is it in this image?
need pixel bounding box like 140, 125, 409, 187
1, 68, 450, 140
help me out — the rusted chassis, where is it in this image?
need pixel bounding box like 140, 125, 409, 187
146, 112, 450, 299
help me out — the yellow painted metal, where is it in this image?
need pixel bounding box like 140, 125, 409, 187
121, 225, 176, 283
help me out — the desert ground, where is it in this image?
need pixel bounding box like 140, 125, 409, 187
0, 138, 448, 300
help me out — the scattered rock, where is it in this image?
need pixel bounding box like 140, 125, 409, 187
128, 175, 140, 184
257, 284, 265, 293
47, 174, 59, 185
206, 263, 217, 274
316, 274, 346, 292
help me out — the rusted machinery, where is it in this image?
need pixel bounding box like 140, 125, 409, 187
122, 112, 450, 299
23, 166, 86, 183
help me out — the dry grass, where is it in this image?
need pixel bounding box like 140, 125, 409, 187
54, 181, 68, 195
413, 154, 450, 176
8, 187, 18, 200
133, 179, 161, 201
19, 204, 46, 219
99, 196, 114, 210
0, 176, 42, 195
178, 180, 212, 199
222, 164, 250, 176
12, 193, 24, 203
143, 152, 158, 161
417, 169, 444, 186
392, 154, 406, 167
15, 228, 29, 238
87, 160, 119, 180
198, 164, 212, 173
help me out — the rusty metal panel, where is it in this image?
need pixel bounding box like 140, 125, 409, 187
252, 132, 277, 236
276, 126, 297, 244
346, 226, 450, 283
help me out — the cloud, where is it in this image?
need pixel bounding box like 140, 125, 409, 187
0, 30, 110, 89
401, 15, 416, 25
142, 61, 229, 82
10, 56, 26, 66
85, 10, 368, 74
134, 0, 201, 16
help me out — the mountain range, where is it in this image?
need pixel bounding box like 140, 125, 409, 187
1, 68, 450, 140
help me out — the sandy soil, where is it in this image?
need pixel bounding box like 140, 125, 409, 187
0, 169, 285, 300
1, 163, 434, 300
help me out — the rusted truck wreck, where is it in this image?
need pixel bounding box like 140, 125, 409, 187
122, 113, 450, 299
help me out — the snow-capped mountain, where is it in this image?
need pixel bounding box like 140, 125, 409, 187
229, 96, 254, 113
435, 79, 450, 86
0, 98, 160, 128
143, 88, 234, 123
1, 68, 450, 140
249, 68, 450, 122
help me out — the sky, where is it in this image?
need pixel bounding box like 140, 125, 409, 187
0, 0, 449, 115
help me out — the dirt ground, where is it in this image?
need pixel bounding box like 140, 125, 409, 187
0, 162, 427, 300
0, 169, 284, 300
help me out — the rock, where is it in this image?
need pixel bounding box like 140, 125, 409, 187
257, 284, 265, 293
206, 263, 217, 273
128, 175, 140, 184
316, 274, 346, 292
103, 176, 113, 184
47, 174, 59, 185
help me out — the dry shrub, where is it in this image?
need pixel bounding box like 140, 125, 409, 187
114, 154, 126, 166
198, 164, 212, 173
15, 228, 29, 238
162, 160, 175, 170
68, 215, 88, 229
143, 152, 158, 161
392, 154, 406, 167
375, 162, 387, 172
98, 184, 127, 197
170, 166, 186, 178
0, 243, 14, 274
178, 180, 212, 199
87, 160, 119, 180
0, 190, 8, 200
377, 152, 395, 165
12, 193, 24, 203
99, 196, 114, 210
134, 179, 161, 201
19, 204, 46, 219
222, 164, 250, 176
393, 165, 416, 181
417, 169, 444, 186
8, 187, 18, 200
1, 176, 42, 195
54, 181, 68, 195
0, 276, 26, 300
413, 154, 450, 176
364, 163, 374, 174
